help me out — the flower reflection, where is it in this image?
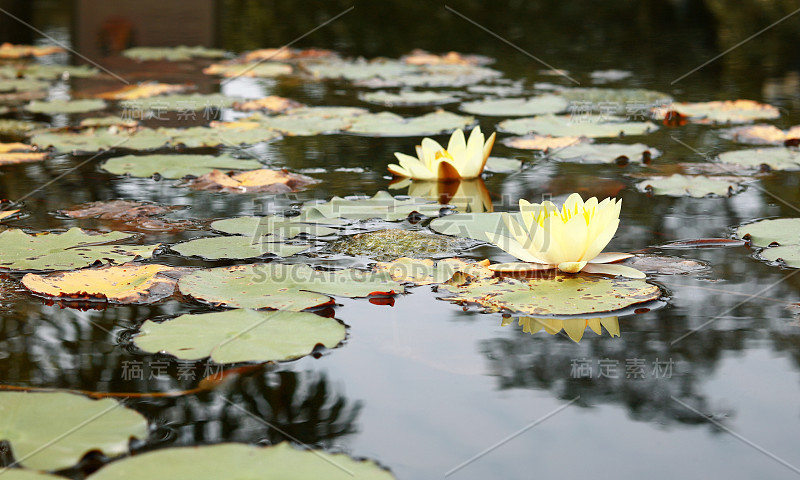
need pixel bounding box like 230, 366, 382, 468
501, 316, 620, 343
389, 178, 493, 213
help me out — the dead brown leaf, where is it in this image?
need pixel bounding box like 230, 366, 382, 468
0, 43, 64, 58
0, 143, 47, 165
233, 96, 305, 113
60, 200, 180, 220
95, 82, 189, 100
186, 168, 319, 194
502, 135, 589, 151
402, 49, 491, 66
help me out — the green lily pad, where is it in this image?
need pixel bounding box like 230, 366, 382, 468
736, 218, 800, 247
26, 99, 107, 114
759, 245, 800, 268
550, 143, 660, 163
498, 114, 658, 137
159, 126, 282, 147
327, 229, 471, 261
459, 95, 568, 116
172, 236, 310, 259
0, 228, 157, 272
358, 90, 459, 107
80, 116, 139, 128
101, 154, 262, 179
440, 272, 660, 315
11, 64, 99, 80
0, 471, 67, 480
0, 119, 43, 137
134, 309, 345, 363
484, 156, 523, 173
354, 64, 501, 88
31, 128, 170, 154
636, 174, 747, 197
558, 87, 672, 113
303, 191, 444, 221
670, 100, 780, 124
119, 93, 236, 112
89, 443, 394, 480
258, 113, 353, 136
203, 62, 293, 78
211, 216, 340, 238
304, 59, 415, 81
430, 212, 523, 243
346, 111, 474, 137
0, 78, 50, 93
178, 263, 403, 311
717, 147, 800, 171
123, 45, 227, 61
0, 391, 147, 471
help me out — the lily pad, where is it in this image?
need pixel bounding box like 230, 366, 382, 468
0, 119, 43, 137
22, 263, 185, 304
26, 99, 107, 114
59, 199, 180, 220
636, 174, 747, 197
327, 229, 472, 261
31, 128, 170, 154
123, 45, 227, 61
559, 87, 671, 111
0, 43, 64, 58
459, 95, 568, 116
0, 228, 158, 272
484, 156, 523, 173
402, 49, 492, 66
375, 257, 493, 285
498, 114, 658, 137
736, 218, 800, 247
89, 442, 394, 480
160, 124, 282, 148
0, 391, 147, 471
346, 111, 474, 137
590, 69, 633, 83
354, 65, 501, 88
303, 59, 415, 81
0, 142, 48, 165
178, 264, 403, 311
254, 110, 358, 136
668, 100, 780, 124
0, 78, 50, 93
717, 147, 800, 171
79, 116, 139, 128
430, 212, 523, 243
185, 169, 318, 194
202, 62, 293, 78
303, 191, 444, 221
171, 236, 310, 259
9, 64, 99, 80
759, 245, 800, 268
721, 124, 800, 145
550, 143, 659, 164
211, 216, 340, 238
622, 255, 709, 275
440, 272, 660, 316
119, 93, 236, 113
233, 96, 305, 112
134, 309, 345, 363
101, 154, 262, 179
358, 90, 459, 107
96, 82, 189, 100
502, 135, 590, 151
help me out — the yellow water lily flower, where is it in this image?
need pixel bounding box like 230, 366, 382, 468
502, 316, 620, 343
486, 193, 645, 278
387, 126, 496, 181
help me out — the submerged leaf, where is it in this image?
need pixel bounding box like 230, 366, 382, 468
622, 255, 709, 275
375, 257, 492, 285
60, 200, 180, 220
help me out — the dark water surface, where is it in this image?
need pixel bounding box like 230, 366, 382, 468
1, 1, 800, 479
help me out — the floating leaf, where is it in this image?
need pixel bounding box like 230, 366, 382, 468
96, 82, 189, 100
358, 90, 459, 107
60, 199, 180, 220
719, 124, 800, 145
123, 45, 227, 61
717, 147, 800, 171
0, 78, 50, 93
26, 99, 107, 114
0, 391, 147, 471
328, 229, 472, 261
484, 156, 522, 173
303, 59, 415, 81
22, 263, 186, 304
622, 255, 709, 275
254, 108, 362, 136
0, 142, 48, 165
402, 49, 492, 66
171, 236, 310, 260
0, 208, 20, 222
101, 154, 262, 179
354, 64, 501, 88
375, 257, 492, 285
160, 124, 282, 147
5, 64, 99, 80
498, 114, 658, 137
760, 245, 800, 268
202, 62, 293, 77
504, 316, 620, 343
589, 69, 633, 83
559, 87, 671, 111
242, 47, 335, 62
440, 273, 660, 315
211, 216, 340, 238
429, 212, 523, 243
134, 309, 345, 363
119, 93, 236, 112
346, 110, 474, 137
0, 119, 42, 137
89, 443, 394, 480
0, 228, 157, 272
502, 135, 589, 151
550, 143, 659, 164
636, 174, 747, 197
185, 168, 318, 193
178, 264, 403, 311
233, 96, 305, 112
460, 95, 568, 116
303, 191, 443, 221
31, 128, 170, 154
667, 100, 780, 124
79, 116, 139, 128
0, 43, 64, 58
736, 218, 800, 247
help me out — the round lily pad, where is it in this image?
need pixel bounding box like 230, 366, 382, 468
717, 147, 800, 171
119, 93, 236, 112
0, 228, 158, 272
211, 216, 339, 238
303, 191, 444, 221
31, 128, 170, 154
346, 111, 474, 137
484, 156, 523, 173
89, 442, 394, 480
0, 391, 147, 471
760, 245, 800, 268
26, 99, 107, 114
550, 143, 659, 164
358, 90, 459, 107
669, 100, 780, 124
498, 114, 658, 137
172, 236, 310, 259
257, 112, 355, 136
123, 45, 227, 61
460, 95, 568, 116
101, 154, 262, 179
160, 125, 282, 148
736, 218, 800, 247
558, 87, 671, 111
636, 174, 747, 197
204, 62, 294, 78
720, 124, 800, 145
440, 272, 661, 316
178, 264, 404, 311
304, 59, 415, 81
134, 309, 345, 363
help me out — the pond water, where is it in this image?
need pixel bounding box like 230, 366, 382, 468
1, 1, 800, 479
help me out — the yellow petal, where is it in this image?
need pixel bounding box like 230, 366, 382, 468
485, 231, 549, 263
589, 252, 633, 263
600, 317, 621, 337
586, 318, 602, 335
582, 218, 619, 262
557, 261, 587, 273
561, 319, 586, 343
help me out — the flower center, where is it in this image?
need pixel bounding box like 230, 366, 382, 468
434, 149, 453, 161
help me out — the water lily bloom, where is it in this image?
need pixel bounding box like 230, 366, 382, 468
387, 126, 496, 181
486, 193, 645, 278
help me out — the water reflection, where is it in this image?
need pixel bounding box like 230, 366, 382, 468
502, 316, 620, 343
390, 178, 493, 213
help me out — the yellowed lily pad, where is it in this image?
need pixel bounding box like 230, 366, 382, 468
22, 263, 186, 304
233, 96, 305, 112
202, 62, 293, 78
502, 135, 590, 151
96, 82, 189, 100
134, 309, 345, 363
123, 45, 227, 61
668, 100, 780, 124
0, 142, 48, 165
0, 43, 64, 58
185, 168, 319, 194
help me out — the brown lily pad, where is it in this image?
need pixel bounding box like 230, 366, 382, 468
95, 82, 190, 100
60, 200, 181, 220
233, 96, 305, 113
502, 135, 590, 151
0, 43, 64, 58
0, 142, 48, 165
186, 169, 319, 194
402, 49, 492, 66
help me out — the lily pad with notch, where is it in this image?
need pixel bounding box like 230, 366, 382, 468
101, 154, 262, 179
498, 114, 658, 138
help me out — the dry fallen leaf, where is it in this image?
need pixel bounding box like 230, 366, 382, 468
502, 135, 589, 151
242, 47, 335, 62
0, 43, 64, 58
402, 49, 490, 66
186, 168, 319, 194
233, 96, 305, 113
0, 143, 47, 165
59, 200, 181, 220
95, 82, 189, 100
